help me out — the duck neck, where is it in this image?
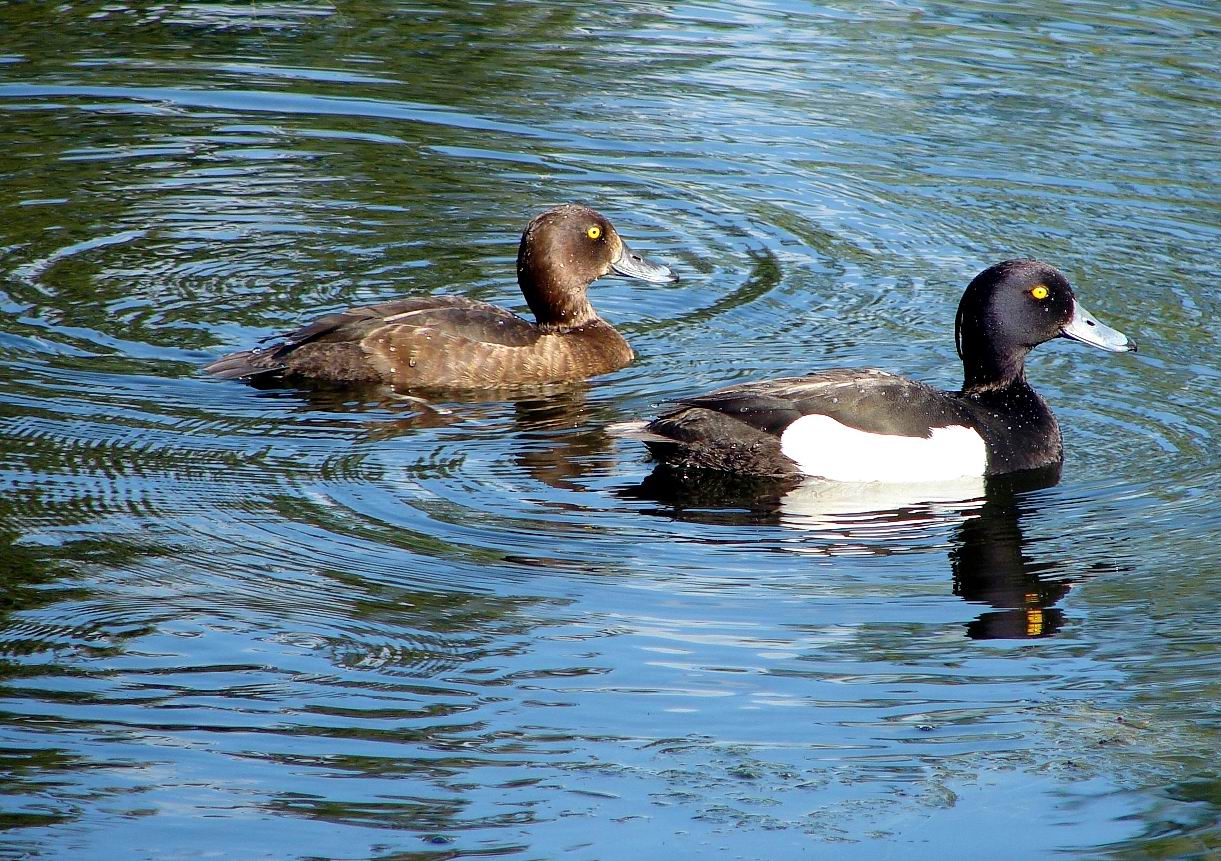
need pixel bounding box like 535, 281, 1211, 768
529, 290, 598, 331
956, 305, 1032, 394
520, 276, 595, 329
517, 259, 598, 330
960, 345, 1029, 395
959, 342, 1058, 448
959, 356, 1060, 473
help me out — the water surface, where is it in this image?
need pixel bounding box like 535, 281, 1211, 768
1, 1, 1218, 859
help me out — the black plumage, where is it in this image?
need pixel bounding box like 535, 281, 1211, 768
618, 260, 1135, 480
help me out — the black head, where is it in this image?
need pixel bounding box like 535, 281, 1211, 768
954, 259, 1135, 392
515, 204, 676, 327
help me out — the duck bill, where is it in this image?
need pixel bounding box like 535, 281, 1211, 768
1060, 299, 1137, 352
610, 240, 678, 283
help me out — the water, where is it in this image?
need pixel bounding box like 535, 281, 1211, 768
1, 1, 1218, 858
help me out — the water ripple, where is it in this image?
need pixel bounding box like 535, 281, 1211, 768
1, 1, 1217, 858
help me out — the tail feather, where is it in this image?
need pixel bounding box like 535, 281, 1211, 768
203, 348, 286, 380
606, 419, 674, 445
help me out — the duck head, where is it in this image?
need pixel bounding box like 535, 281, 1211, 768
955, 259, 1135, 392
516, 204, 676, 328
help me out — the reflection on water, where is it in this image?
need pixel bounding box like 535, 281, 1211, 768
948, 467, 1076, 640
245, 381, 620, 490
628, 464, 1074, 640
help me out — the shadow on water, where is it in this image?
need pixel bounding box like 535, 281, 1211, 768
623, 462, 1079, 640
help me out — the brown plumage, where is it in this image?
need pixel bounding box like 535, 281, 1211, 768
205, 204, 676, 389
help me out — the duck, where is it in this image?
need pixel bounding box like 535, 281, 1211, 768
613, 260, 1136, 481
205, 204, 677, 388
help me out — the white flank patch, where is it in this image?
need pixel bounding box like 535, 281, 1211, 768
780, 414, 987, 482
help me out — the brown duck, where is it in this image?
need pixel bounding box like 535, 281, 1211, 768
205, 204, 676, 388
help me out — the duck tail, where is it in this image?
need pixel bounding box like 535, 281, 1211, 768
606, 419, 673, 444
203, 348, 286, 381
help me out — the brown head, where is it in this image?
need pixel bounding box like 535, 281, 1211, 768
515, 204, 676, 329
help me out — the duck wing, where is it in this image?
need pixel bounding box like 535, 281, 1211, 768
205, 296, 539, 382
673, 369, 972, 438
368, 298, 541, 349
636, 369, 977, 477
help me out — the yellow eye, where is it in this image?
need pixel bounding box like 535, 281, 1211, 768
1031, 285, 1049, 300
586, 225, 602, 240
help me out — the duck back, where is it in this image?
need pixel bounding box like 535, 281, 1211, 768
205, 295, 632, 388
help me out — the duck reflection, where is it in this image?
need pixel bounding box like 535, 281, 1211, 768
947, 466, 1070, 639
624, 463, 1070, 640
239, 379, 621, 486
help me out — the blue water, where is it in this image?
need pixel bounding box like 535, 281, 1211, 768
0, 2, 1218, 859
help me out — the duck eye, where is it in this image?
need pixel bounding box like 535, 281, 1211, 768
585, 225, 602, 240
1031, 285, 1049, 300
